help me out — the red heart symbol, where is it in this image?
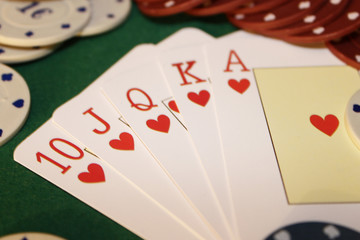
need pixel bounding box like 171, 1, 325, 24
78, 163, 105, 183
109, 132, 134, 150
228, 78, 250, 94
168, 100, 180, 113
146, 114, 170, 133
310, 114, 339, 136
187, 90, 210, 107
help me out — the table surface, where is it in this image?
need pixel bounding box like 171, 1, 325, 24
0, 3, 236, 240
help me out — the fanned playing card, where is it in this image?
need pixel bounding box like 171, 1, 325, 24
16, 29, 221, 240
14, 26, 360, 240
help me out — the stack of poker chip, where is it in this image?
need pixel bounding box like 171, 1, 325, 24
0, 0, 131, 147
135, 0, 360, 70
0, 0, 131, 64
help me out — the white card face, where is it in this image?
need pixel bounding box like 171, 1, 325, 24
13, 120, 207, 240
159, 44, 238, 237
204, 31, 359, 239
102, 62, 235, 240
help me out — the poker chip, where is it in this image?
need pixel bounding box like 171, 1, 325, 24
345, 89, 360, 150
282, 0, 360, 43
0, 232, 66, 240
349, 30, 360, 49
230, 0, 290, 15
186, 0, 250, 17
227, 0, 326, 31
134, 0, 168, 4
0, 44, 58, 64
0, 64, 30, 147
78, 0, 131, 37
136, 0, 206, 16
265, 221, 360, 240
258, 0, 349, 38
0, 0, 91, 47
326, 36, 360, 69
133, 0, 360, 57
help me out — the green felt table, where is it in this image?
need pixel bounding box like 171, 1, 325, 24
0, 3, 237, 240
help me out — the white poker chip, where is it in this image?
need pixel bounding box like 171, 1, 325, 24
0, 232, 66, 240
345, 89, 360, 150
0, 64, 30, 147
0, 0, 91, 47
78, 0, 131, 37
0, 43, 59, 64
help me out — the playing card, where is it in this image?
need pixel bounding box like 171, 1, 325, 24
51, 40, 219, 240
159, 43, 238, 237
101, 61, 235, 240
13, 120, 207, 240
50, 28, 223, 239
255, 65, 360, 204
203, 31, 360, 239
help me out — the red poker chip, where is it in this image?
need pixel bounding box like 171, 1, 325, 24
282, 0, 360, 43
326, 36, 360, 69
349, 30, 360, 49
186, 0, 251, 16
260, 0, 349, 38
230, 0, 290, 15
135, 0, 168, 4
227, 0, 326, 31
136, 0, 205, 16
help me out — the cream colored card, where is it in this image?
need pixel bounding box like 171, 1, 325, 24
255, 65, 360, 204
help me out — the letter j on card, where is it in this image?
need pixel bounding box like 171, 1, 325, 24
255, 66, 360, 204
